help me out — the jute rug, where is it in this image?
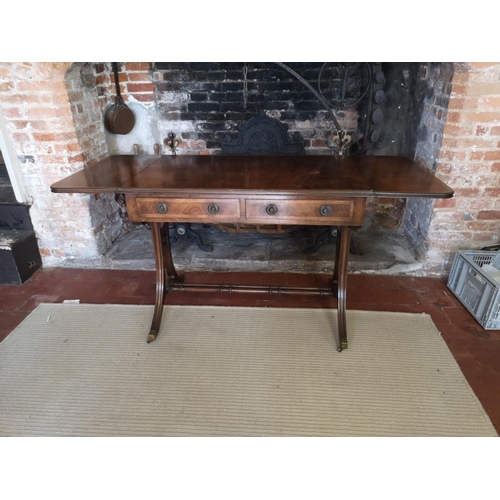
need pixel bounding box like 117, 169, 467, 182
0, 304, 496, 436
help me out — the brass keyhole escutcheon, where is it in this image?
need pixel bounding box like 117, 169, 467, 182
320, 204, 332, 216
156, 202, 168, 214
208, 203, 220, 215
266, 204, 279, 216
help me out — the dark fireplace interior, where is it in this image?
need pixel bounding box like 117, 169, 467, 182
80, 62, 453, 274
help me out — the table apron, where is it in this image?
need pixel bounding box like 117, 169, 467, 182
125, 195, 366, 226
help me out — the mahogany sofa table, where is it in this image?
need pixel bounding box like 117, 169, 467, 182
51, 154, 453, 351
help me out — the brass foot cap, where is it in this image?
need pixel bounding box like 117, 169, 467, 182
147, 331, 158, 343
338, 341, 348, 352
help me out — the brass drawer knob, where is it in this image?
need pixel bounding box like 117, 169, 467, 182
266, 203, 279, 216
156, 202, 168, 214
208, 203, 220, 215
320, 204, 332, 216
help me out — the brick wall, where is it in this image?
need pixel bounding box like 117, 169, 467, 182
0, 62, 102, 265
422, 62, 500, 274
403, 63, 454, 257
152, 62, 358, 155
65, 63, 123, 254
92, 62, 359, 156
94, 62, 154, 109
93, 62, 158, 155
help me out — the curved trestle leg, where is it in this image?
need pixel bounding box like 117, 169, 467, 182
148, 222, 183, 343
333, 226, 351, 352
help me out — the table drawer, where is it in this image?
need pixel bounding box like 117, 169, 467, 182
245, 198, 364, 225
126, 197, 241, 222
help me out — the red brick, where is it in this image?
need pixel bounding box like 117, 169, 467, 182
17, 81, 66, 93
29, 119, 72, 131
107, 82, 126, 94
38, 92, 69, 106
445, 111, 462, 123
187, 140, 206, 149
110, 72, 129, 84
0, 82, 14, 92
443, 124, 473, 136
127, 83, 154, 93
0, 94, 29, 105
2, 107, 22, 119
441, 138, 457, 148
469, 199, 496, 210
95, 74, 108, 85
461, 111, 500, 123
68, 153, 86, 163
450, 96, 485, 110
480, 96, 500, 108
33, 132, 78, 142
447, 162, 487, 175
54, 142, 81, 154
491, 126, 500, 135
124, 63, 150, 71
436, 163, 452, 174
491, 163, 500, 172
466, 83, 500, 95
128, 72, 151, 82
451, 83, 466, 96
452, 71, 470, 82
9, 120, 29, 130
433, 198, 456, 208
447, 97, 464, 110
465, 221, 497, 231
438, 150, 467, 161
26, 106, 70, 120
12, 133, 31, 143
482, 188, 500, 197
477, 211, 500, 220
469, 62, 499, 68
455, 137, 495, 148
470, 150, 500, 161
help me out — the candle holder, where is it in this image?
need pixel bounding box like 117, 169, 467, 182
164, 132, 182, 156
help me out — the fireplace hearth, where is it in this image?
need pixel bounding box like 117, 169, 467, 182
92, 62, 454, 272
101, 222, 421, 275
95, 62, 450, 271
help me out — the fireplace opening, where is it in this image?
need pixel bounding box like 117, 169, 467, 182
65, 62, 454, 275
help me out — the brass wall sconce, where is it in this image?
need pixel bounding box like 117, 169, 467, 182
164, 133, 182, 156
332, 130, 352, 156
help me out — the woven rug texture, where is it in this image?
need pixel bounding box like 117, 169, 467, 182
0, 304, 496, 436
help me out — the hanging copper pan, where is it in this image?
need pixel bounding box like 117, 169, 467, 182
104, 62, 135, 135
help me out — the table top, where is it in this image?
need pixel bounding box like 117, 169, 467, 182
51, 154, 454, 199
